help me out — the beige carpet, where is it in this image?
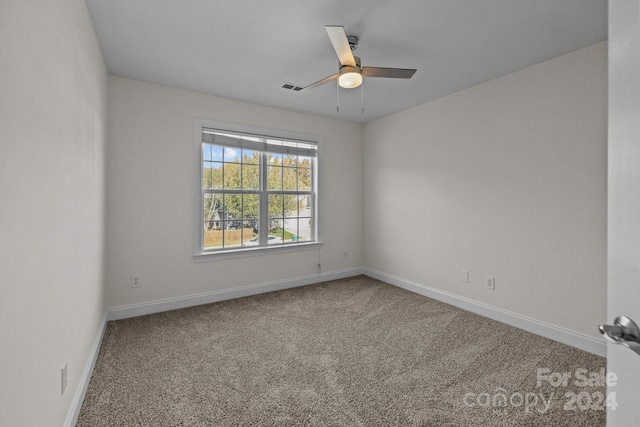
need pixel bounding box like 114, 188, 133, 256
77, 275, 606, 426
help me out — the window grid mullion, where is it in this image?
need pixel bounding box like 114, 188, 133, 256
259, 152, 268, 246
241, 193, 245, 246
221, 193, 226, 249
266, 190, 311, 195
204, 189, 259, 195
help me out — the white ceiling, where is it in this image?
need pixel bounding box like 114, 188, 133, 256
86, 0, 607, 124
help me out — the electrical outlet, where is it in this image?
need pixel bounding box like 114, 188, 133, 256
61, 362, 68, 395
131, 274, 141, 288
460, 270, 470, 283
486, 276, 495, 291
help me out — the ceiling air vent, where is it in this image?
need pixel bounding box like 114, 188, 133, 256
281, 82, 304, 92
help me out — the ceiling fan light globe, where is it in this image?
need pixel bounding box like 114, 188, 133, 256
339, 72, 362, 89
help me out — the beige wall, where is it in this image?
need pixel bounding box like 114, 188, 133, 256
363, 42, 607, 339
0, 0, 107, 425
106, 76, 364, 308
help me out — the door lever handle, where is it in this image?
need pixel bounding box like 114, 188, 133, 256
599, 315, 640, 356
598, 324, 624, 338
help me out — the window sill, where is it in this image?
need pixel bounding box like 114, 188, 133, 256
193, 241, 323, 263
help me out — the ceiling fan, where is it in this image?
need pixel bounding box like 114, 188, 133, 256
297, 25, 417, 92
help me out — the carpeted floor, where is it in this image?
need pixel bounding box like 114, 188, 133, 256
77, 275, 606, 426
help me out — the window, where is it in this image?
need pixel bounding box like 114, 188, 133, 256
194, 119, 319, 256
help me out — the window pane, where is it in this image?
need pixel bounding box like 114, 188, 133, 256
243, 224, 260, 247
211, 162, 223, 189
204, 214, 224, 249
268, 194, 283, 219
202, 144, 222, 162
269, 219, 284, 244
242, 164, 259, 190
204, 144, 224, 162
203, 144, 212, 162
244, 220, 258, 233
223, 146, 240, 162
283, 194, 300, 217
242, 149, 259, 164
297, 167, 311, 191
268, 165, 282, 190
211, 145, 223, 160
224, 194, 242, 222
204, 194, 223, 224
284, 154, 298, 167
243, 220, 258, 246
268, 153, 283, 165
283, 167, 297, 190
298, 156, 310, 167
243, 194, 259, 219
300, 195, 312, 214
284, 218, 299, 243
203, 163, 213, 189
204, 162, 224, 190
297, 217, 312, 242
223, 163, 241, 189
222, 221, 242, 248
204, 222, 222, 249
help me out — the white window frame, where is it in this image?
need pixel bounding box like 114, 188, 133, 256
193, 118, 322, 260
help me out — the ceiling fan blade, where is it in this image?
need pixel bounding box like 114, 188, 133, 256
299, 73, 339, 92
362, 67, 417, 79
325, 25, 356, 67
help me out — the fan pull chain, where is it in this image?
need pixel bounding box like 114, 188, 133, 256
336, 81, 340, 112
361, 80, 364, 114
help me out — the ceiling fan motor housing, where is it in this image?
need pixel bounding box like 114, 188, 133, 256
339, 56, 361, 75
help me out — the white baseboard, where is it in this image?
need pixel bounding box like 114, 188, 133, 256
107, 266, 606, 357
107, 267, 364, 321
64, 310, 108, 427
363, 268, 607, 358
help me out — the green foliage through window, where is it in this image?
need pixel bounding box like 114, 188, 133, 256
199, 129, 316, 252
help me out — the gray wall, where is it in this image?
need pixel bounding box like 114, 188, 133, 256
363, 42, 607, 339
0, 0, 107, 425
105, 76, 364, 308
